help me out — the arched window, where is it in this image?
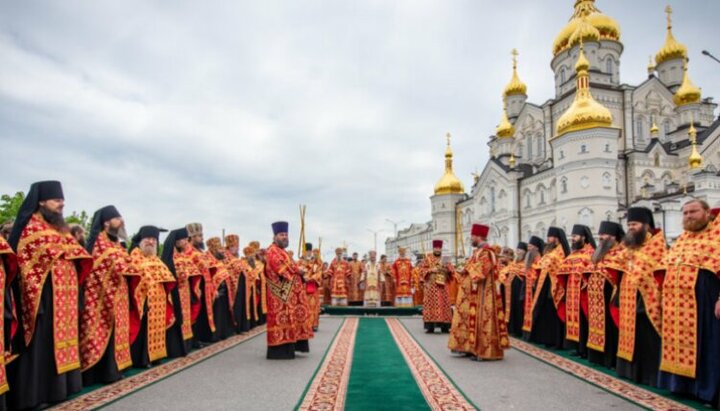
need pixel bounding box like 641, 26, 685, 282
663, 119, 671, 136
635, 117, 644, 139
560, 177, 568, 193
539, 189, 545, 204
579, 208, 593, 227
560, 67, 566, 84
580, 144, 588, 153
525, 194, 531, 208
606, 57, 614, 75
537, 135, 543, 157
490, 187, 496, 213
602, 172, 612, 189
527, 136, 533, 158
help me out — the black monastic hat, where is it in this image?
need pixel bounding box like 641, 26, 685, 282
528, 236, 545, 253
598, 221, 625, 241
305, 243, 313, 251
129, 225, 167, 253
627, 207, 655, 229
161, 228, 189, 278
547, 226, 570, 256
85, 205, 122, 253
571, 224, 596, 249
8, 180, 64, 250
516, 242, 528, 252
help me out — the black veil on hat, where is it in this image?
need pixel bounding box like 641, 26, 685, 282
8, 180, 64, 251
599, 221, 625, 242
85, 205, 121, 253
571, 224, 597, 249
627, 207, 656, 230
516, 242, 528, 252
129, 225, 167, 253
161, 228, 189, 278
528, 236, 545, 255
547, 226, 570, 256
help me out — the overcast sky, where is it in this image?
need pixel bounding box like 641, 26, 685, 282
2, 0, 718, 259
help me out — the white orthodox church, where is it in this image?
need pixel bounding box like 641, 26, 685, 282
386, 1, 720, 261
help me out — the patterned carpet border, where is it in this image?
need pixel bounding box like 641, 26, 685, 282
52, 325, 267, 410
386, 318, 477, 411
509, 337, 692, 411
297, 318, 359, 411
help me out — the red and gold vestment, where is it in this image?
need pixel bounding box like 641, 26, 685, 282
80, 232, 139, 373
16, 213, 92, 374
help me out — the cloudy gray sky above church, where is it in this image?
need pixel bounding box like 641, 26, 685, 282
2, 0, 718, 256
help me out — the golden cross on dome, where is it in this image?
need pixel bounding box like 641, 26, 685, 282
511, 48, 518, 69
446, 132, 451, 146
665, 5, 673, 29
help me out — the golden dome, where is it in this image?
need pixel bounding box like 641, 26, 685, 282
688, 122, 702, 169
569, 18, 600, 48
503, 49, 527, 97
496, 104, 515, 138
556, 44, 613, 137
673, 62, 702, 106
553, 0, 621, 56
434, 133, 465, 195
650, 119, 659, 137
655, 6, 687, 66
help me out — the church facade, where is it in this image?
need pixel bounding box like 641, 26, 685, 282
386, 1, 720, 261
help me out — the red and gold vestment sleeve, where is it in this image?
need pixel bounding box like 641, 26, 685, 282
265, 244, 297, 281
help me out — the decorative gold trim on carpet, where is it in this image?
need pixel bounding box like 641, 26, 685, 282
510, 337, 692, 411
297, 318, 358, 411
386, 318, 477, 411
52, 326, 266, 410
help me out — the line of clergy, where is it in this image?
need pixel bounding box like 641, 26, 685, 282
1, 180, 718, 409
0, 180, 326, 410
491, 202, 720, 408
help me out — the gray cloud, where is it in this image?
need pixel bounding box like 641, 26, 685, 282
2, 0, 718, 260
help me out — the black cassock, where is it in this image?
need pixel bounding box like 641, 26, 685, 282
234, 273, 252, 333
212, 282, 234, 341
8, 281, 82, 410
529, 275, 565, 349
507, 276, 525, 337
166, 286, 191, 358
658, 269, 720, 404
192, 277, 215, 344
615, 293, 661, 387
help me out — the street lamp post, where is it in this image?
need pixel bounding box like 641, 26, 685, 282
385, 218, 404, 238
702, 50, 720, 65
367, 228, 384, 252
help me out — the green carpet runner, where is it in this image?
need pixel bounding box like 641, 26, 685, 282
344, 318, 430, 411
322, 306, 422, 316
